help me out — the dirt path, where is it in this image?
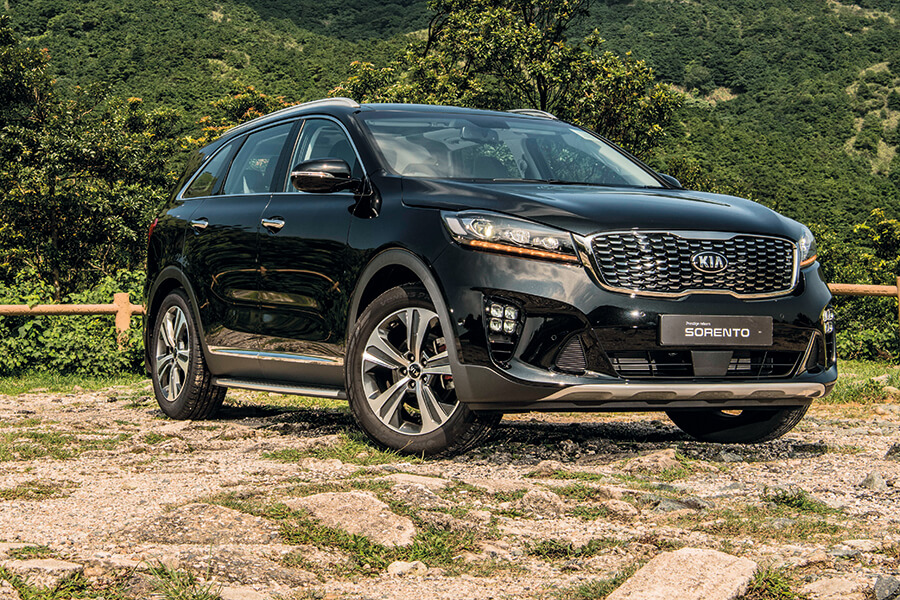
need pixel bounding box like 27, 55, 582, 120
0, 382, 898, 599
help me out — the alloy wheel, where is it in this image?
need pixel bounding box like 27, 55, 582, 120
360, 307, 458, 435
155, 305, 191, 402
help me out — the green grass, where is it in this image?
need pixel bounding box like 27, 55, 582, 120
0, 430, 131, 462
559, 563, 643, 600
263, 431, 419, 466
761, 488, 837, 516
227, 390, 348, 411
0, 372, 147, 396
527, 538, 625, 559
676, 505, 844, 542
0, 480, 75, 501
6, 545, 56, 560
0, 566, 108, 599
739, 566, 809, 600
143, 433, 177, 445
146, 562, 222, 600
820, 359, 900, 404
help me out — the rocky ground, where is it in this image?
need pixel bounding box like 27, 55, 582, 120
0, 377, 898, 600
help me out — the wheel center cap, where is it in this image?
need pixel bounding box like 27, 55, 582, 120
408, 363, 422, 379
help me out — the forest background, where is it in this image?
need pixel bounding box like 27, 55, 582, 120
0, 0, 898, 376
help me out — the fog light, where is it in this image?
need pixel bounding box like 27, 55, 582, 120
823, 307, 835, 334
504, 306, 518, 320
503, 319, 516, 334
490, 304, 504, 318
489, 318, 503, 332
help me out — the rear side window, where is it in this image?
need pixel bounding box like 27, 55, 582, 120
182, 141, 236, 199
222, 123, 293, 196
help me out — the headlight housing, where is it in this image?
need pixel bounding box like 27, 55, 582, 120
798, 225, 817, 268
442, 211, 579, 263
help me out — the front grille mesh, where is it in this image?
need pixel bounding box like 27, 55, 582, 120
591, 232, 796, 296
608, 350, 802, 379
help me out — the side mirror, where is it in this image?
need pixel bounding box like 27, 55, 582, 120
290, 159, 360, 193
659, 173, 683, 189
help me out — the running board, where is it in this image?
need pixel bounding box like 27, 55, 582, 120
213, 378, 347, 400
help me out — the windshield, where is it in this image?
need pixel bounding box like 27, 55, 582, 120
357, 112, 663, 188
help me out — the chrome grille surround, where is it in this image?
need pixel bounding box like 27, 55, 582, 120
584, 230, 799, 298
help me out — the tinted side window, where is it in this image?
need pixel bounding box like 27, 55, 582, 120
182, 141, 236, 199
287, 119, 361, 188
222, 123, 293, 196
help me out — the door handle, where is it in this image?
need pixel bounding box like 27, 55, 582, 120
190, 218, 208, 230
261, 217, 285, 232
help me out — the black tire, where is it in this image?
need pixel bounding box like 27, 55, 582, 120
346, 285, 500, 456
665, 405, 809, 443
150, 289, 225, 420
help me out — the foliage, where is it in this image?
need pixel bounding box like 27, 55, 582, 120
332, 0, 681, 156
183, 85, 294, 149
0, 268, 144, 376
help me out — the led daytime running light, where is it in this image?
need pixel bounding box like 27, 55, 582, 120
799, 254, 817, 268
466, 239, 580, 262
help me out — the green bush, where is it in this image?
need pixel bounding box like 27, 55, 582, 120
0, 269, 144, 376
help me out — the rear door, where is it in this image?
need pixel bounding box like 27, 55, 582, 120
182, 121, 295, 376
255, 117, 362, 385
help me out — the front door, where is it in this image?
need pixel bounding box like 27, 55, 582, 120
256, 118, 362, 385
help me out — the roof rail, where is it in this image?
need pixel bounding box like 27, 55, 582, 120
507, 108, 558, 120
224, 97, 360, 137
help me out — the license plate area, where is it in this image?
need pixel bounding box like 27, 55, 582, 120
660, 315, 773, 346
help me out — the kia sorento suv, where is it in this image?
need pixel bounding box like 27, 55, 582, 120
144, 98, 837, 455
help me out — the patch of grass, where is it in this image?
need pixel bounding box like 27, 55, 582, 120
0, 430, 132, 462
527, 469, 609, 482
820, 360, 899, 405
0, 566, 105, 599
0, 372, 146, 396
826, 444, 863, 454
677, 506, 843, 542
568, 504, 613, 520
263, 431, 420, 466
0, 480, 75, 501
554, 483, 616, 502
559, 562, 643, 600
143, 433, 177, 445
739, 566, 809, 600
762, 488, 837, 515
146, 561, 222, 600
0, 417, 43, 428
6, 545, 56, 560
229, 390, 348, 412
527, 538, 625, 559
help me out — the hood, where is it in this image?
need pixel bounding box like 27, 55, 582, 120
397, 178, 802, 240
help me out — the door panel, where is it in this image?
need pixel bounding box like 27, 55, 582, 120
183, 122, 294, 377
256, 118, 360, 385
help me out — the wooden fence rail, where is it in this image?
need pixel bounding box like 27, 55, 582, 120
0, 293, 145, 335
0, 282, 896, 336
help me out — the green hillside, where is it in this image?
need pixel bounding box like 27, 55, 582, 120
5, 0, 899, 230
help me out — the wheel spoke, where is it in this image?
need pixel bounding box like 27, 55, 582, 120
173, 308, 187, 344
175, 349, 190, 374
156, 352, 175, 379
170, 362, 181, 399
405, 308, 431, 361
368, 377, 410, 426
364, 329, 409, 371
422, 350, 451, 376
416, 384, 450, 433
162, 312, 177, 349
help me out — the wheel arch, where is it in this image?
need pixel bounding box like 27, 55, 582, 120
144, 267, 207, 371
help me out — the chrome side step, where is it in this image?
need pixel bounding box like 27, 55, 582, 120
213, 378, 347, 400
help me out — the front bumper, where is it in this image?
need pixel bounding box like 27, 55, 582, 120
432, 243, 837, 412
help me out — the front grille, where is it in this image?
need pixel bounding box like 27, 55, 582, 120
608, 350, 802, 379
590, 232, 796, 297
555, 337, 586, 374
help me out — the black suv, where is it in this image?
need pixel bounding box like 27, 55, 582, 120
145, 98, 837, 455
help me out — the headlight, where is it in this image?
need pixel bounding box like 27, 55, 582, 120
442, 211, 579, 263
798, 225, 817, 268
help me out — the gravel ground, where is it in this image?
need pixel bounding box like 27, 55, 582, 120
0, 381, 898, 599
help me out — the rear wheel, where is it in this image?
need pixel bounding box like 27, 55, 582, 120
665, 405, 809, 443
150, 290, 225, 420
346, 285, 499, 456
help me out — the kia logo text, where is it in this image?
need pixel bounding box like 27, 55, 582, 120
691, 251, 728, 274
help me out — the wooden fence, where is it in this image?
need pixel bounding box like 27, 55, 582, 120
0, 282, 896, 334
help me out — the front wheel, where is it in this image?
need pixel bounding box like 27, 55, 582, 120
666, 405, 809, 443
346, 285, 499, 456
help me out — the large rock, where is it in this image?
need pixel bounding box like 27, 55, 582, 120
800, 577, 866, 600
286, 492, 416, 547
860, 472, 888, 492
874, 576, 900, 600
2, 559, 84, 589
381, 473, 450, 491
119, 503, 281, 545
607, 548, 757, 600
513, 489, 566, 518
624, 449, 682, 474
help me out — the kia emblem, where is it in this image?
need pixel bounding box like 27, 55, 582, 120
691, 251, 728, 274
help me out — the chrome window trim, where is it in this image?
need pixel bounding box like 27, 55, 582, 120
578, 230, 800, 299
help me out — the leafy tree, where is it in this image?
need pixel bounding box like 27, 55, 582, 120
0, 21, 179, 298
184, 85, 293, 149
888, 90, 900, 112
333, 0, 681, 156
